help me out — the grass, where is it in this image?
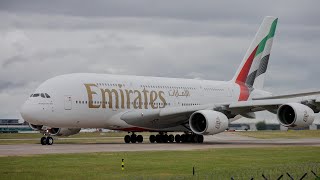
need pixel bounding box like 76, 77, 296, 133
0, 146, 319, 179
236, 130, 320, 139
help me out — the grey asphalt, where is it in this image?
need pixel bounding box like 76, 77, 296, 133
0, 132, 319, 156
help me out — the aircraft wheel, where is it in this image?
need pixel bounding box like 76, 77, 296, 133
40, 137, 47, 145
130, 134, 137, 143
137, 135, 143, 143
192, 134, 198, 143
180, 134, 186, 143
175, 134, 181, 143
46, 137, 54, 145
197, 135, 204, 143
155, 134, 162, 143
168, 134, 174, 143
162, 134, 168, 143
124, 135, 131, 143
149, 135, 156, 143
187, 134, 193, 143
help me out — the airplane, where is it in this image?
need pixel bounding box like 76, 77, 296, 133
21, 16, 319, 145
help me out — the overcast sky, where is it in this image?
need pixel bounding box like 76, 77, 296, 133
0, 0, 319, 118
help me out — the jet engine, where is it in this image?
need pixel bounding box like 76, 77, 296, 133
48, 128, 81, 136
277, 103, 315, 127
189, 110, 228, 135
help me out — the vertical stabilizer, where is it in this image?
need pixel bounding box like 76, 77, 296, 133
232, 16, 278, 100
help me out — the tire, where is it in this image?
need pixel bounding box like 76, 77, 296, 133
197, 135, 204, 143
180, 134, 186, 143
155, 134, 162, 143
187, 134, 193, 143
168, 134, 174, 143
124, 135, 131, 143
162, 134, 168, 143
137, 135, 143, 143
46, 137, 53, 145
149, 135, 156, 143
192, 134, 197, 143
40, 137, 47, 145
175, 134, 181, 143
130, 134, 137, 143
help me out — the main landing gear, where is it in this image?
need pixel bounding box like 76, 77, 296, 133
123, 132, 204, 144
124, 133, 144, 143
149, 133, 204, 143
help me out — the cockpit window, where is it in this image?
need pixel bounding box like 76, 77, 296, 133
33, 93, 40, 97
41, 93, 45, 98
45, 93, 51, 98
30, 94, 33, 97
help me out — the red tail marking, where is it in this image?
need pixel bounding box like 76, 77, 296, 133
235, 46, 258, 101
237, 82, 250, 101
236, 46, 258, 83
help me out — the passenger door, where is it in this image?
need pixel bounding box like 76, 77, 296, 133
64, 95, 72, 110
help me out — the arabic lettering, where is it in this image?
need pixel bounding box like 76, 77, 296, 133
168, 89, 190, 97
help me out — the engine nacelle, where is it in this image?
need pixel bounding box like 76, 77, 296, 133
277, 103, 315, 127
189, 110, 228, 135
29, 123, 43, 131
48, 128, 81, 136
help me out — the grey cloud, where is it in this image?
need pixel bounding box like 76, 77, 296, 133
0, 1, 319, 118
1, 55, 27, 68
0, 80, 26, 92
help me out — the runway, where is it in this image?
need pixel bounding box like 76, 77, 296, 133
0, 132, 319, 156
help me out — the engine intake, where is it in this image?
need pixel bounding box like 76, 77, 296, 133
277, 103, 315, 127
189, 110, 228, 135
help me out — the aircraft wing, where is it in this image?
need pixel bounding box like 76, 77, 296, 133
120, 92, 320, 129
120, 104, 217, 129
252, 90, 320, 100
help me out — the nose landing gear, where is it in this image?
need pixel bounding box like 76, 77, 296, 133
40, 130, 54, 145
40, 136, 54, 145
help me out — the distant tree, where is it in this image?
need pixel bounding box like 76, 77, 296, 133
256, 121, 267, 130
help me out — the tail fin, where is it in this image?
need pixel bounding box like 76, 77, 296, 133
232, 16, 278, 90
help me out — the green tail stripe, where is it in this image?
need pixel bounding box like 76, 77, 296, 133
255, 36, 268, 56
269, 18, 278, 38
254, 18, 278, 58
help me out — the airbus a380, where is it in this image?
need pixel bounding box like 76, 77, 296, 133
21, 16, 319, 145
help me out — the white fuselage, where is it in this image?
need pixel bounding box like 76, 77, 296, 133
21, 73, 267, 132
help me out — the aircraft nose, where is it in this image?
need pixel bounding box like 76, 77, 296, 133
21, 101, 32, 122
20, 101, 42, 124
